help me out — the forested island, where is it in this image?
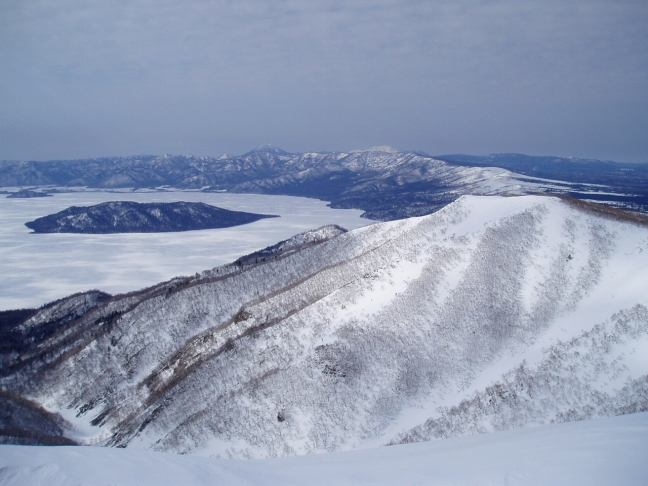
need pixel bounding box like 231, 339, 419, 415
25, 201, 278, 234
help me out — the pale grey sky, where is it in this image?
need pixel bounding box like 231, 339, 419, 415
1, 0, 647, 162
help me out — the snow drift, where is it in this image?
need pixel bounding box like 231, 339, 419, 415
2, 412, 647, 486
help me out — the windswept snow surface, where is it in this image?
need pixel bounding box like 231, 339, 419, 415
2, 195, 648, 460
1, 412, 647, 485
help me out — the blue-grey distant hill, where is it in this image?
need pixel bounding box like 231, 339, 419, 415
25, 201, 278, 234
3, 147, 647, 220
435, 153, 648, 213
436, 153, 648, 187
7, 189, 52, 198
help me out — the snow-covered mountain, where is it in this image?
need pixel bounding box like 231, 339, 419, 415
1, 195, 647, 458
2, 147, 640, 220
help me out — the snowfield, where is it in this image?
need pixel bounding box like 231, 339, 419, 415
0, 190, 369, 309
1, 412, 647, 485
1, 195, 647, 465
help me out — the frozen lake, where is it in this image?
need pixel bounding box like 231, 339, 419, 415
0, 189, 372, 310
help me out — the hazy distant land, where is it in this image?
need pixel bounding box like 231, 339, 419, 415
7, 189, 52, 199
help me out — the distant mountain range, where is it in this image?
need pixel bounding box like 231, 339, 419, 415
2, 147, 647, 220
437, 152, 648, 201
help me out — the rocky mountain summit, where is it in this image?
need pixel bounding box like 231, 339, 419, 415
24, 201, 278, 234
1, 195, 647, 457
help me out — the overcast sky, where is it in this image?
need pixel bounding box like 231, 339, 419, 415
1, 0, 647, 162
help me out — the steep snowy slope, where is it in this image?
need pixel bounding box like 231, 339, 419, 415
2, 412, 647, 486
1, 195, 647, 458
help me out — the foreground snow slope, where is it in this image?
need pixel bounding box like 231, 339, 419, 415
2, 195, 647, 458
1, 412, 647, 486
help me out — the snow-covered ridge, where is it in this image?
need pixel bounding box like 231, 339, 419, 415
1, 195, 647, 459
231, 224, 347, 267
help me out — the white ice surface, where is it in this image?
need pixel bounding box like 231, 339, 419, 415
1, 412, 647, 486
0, 190, 370, 310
